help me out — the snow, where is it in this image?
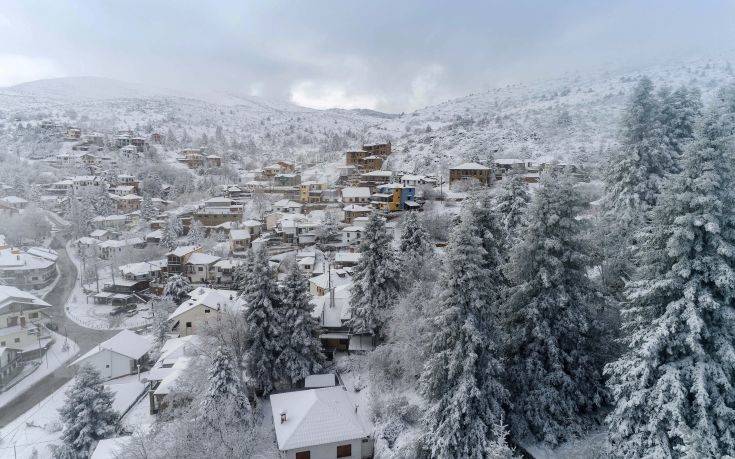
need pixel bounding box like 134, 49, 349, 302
0, 330, 79, 411
90, 436, 131, 459
304, 373, 337, 389
0, 373, 147, 459
72, 329, 152, 365
269, 386, 371, 451
168, 287, 243, 320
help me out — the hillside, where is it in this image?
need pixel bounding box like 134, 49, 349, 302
1, 57, 733, 173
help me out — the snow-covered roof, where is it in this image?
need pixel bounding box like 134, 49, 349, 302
273, 199, 303, 208
343, 204, 371, 212
0, 286, 51, 311
0, 247, 56, 271
98, 238, 143, 249
311, 284, 352, 328
167, 245, 200, 257
309, 269, 353, 291
73, 329, 152, 365
119, 259, 166, 277
451, 162, 490, 170
270, 386, 371, 450
342, 226, 365, 233
1, 196, 28, 204
169, 287, 243, 320
334, 252, 361, 264
230, 229, 251, 240
361, 170, 393, 177
90, 229, 109, 238
187, 252, 221, 265
304, 374, 337, 389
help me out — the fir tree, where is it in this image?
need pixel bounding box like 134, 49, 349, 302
504, 173, 606, 445
399, 211, 431, 258
163, 274, 193, 303
420, 209, 508, 458
604, 76, 676, 223
203, 346, 251, 419
188, 220, 205, 245
139, 193, 157, 221
605, 110, 735, 458
491, 172, 530, 255
56, 365, 118, 457
348, 213, 400, 339
243, 248, 284, 394
93, 187, 116, 217
232, 249, 255, 292
276, 263, 325, 386
658, 85, 703, 157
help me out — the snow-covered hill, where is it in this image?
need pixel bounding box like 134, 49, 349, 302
1, 56, 733, 172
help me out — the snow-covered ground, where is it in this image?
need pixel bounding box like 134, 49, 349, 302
0, 373, 148, 459
0, 330, 79, 411
64, 241, 150, 330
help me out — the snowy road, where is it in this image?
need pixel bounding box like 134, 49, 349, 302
0, 229, 116, 427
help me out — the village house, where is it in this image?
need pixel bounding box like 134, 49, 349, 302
358, 155, 383, 172
0, 346, 23, 386
299, 181, 327, 203
72, 329, 152, 380
340, 187, 371, 204
177, 148, 205, 169
362, 141, 391, 157
114, 194, 142, 213
274, 173, 302, 187
65, 127, 82, 140
370, 184, 417, 212
97, 238, 145, 260
0, 286, 52, 351
333, 252, 361, 269
185, 252, 221, 284
119, 260, 167, 282
359, 170, 394, 190
341, 226, 365, 245
1, 196, 29, 211
449, 162, 492, 186
120, 145, 141, 160
91, 214, 129, 231
343, 204, 372, 224
192, 198, 243, 227
0, 246, 58, 290
345, 150, 370, 167
147, 335, 199, 414
166, 245, 202, 276
273, 199, 304, 214
309, 268, 353, 297
277, 215, 320, 246
168, 287, 244, 336
212, 259, 244, 286
205, 155, 223, 167
270, 386, 374, 459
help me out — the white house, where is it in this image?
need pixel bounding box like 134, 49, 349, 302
72, 329, 152, 380
340, 187, 371, 204
185, 252, 221, 284
341, 226, 364, 245
270, 386, 374, 459
273, 199, 303, 214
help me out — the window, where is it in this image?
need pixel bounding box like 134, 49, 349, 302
337, 444, 352, 458
29, 312, 38, 319
295, 452, 311, 459
204, 309, 210, 314
14, 338, 20, 343
0, 341, 5, 346
186, 322, 192, 328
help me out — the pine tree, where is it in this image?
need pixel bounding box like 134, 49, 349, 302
658, 85, 703, 157
399, 211, 431, 258
139, 193, 157, 221
56, 365, 118, 457
468, 191, 508, 308
605, 110, 735, 458
203, 346, 251, 418
93, 187, 116, 217
276, 263, 325, 386
491, 172, 530, 255
188, 220, 205, 245
504, 173, 605, 445
604, 76, 676, 224
163, 274, 193, 303
244, 248, 284, 394
420, 209, 508, 458
315, 211, 341, 247
348, 213, 400, 339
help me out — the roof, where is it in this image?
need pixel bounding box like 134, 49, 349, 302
270, 386, 371, 450
167, 245, 200, 257
304, 374, 337, 389
343, 204, 371, 212
451, 162, 491, 170
309, 269, 353, 291
311, 284, 352, 328
73, 329, 152, 365
187, 252, 221, 265
169, 287, 243, 320
0, 286, 51, 312
361, 170, 393, 177
334, 252, 361, 263
230, 229, 251, 240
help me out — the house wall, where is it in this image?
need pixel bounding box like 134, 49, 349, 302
285, 437, 372, 459
171, 304, 217, 337
77, 349, 134, 380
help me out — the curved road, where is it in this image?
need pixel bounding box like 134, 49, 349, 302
0, 227, 116, 426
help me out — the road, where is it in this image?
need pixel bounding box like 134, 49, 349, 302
0, 227, 116, 427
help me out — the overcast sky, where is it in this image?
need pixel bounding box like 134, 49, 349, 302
1, 1, 734, 112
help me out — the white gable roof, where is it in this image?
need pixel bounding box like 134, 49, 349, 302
73, 329, 152, 365
452, 162, 490, 170
270, 386, 371, 450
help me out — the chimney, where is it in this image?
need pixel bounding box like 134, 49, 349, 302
280, 410, 287, 424
354, 404, 359, 413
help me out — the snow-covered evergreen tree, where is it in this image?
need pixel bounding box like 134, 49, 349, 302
604, 76, 676, 223
56, 365, 118, 457
504, 173, 605, 445
467, 190, 508, 308
92, 187, 116, 217
188, 220, 205, 245
658, 85, 703, 157
203, 346, 251, 418
243, 248, 284, 394
315, 210, 341, 247
491, 172, 530, 255
605, 110, 735, 458
420, 209, 508, 458
139, 192, 157, 221
163, 274, 193, 303
167, 214, 184, 237
399, 211, 431, 258
276, 263, 325, 387
232, 249, 255, 292
348, 212, 400, 339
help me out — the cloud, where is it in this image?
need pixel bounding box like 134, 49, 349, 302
290, 81, 382, 110
0, 54, 64, 87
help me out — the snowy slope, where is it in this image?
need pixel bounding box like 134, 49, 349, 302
0, 56, 733, 170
